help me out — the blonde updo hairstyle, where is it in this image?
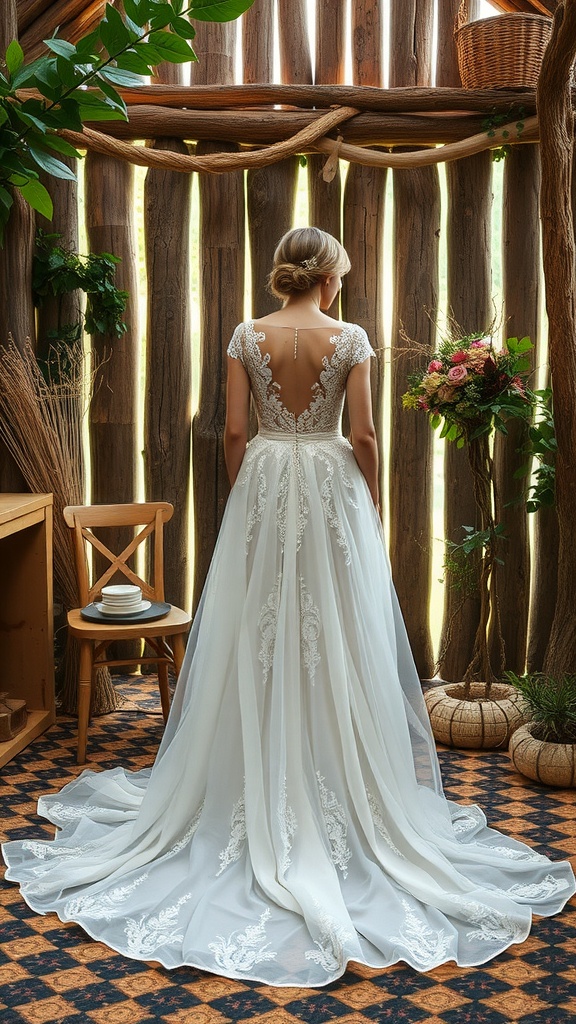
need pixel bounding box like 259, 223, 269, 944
268, 227, 351, 300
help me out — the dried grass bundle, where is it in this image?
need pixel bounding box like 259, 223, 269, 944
0, 339, 120, 715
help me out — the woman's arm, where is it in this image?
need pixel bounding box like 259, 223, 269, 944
346, 357, 379, 507
224, 355, 251, 487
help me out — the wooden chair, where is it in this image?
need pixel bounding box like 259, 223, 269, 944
63, 502, 191, 763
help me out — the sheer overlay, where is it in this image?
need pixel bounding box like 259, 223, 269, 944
3, 321, 575, 987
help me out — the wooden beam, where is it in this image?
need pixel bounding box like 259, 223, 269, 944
114, 83, 539, 114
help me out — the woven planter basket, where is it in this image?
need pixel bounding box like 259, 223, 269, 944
455, 2, 552, 89
425, 681, 527, 750
509, 723, 576, 788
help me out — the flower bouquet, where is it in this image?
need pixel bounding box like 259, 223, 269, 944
403, 332, 534, 696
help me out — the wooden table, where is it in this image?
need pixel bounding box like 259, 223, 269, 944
0, 494, 55, 769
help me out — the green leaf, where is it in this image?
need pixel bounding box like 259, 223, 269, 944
99, 65, 144, 86
12, 107, 49, 133
122, 0, 146, 23
28, 144, 77, 180
147, 29, 196, 61
92, 77, 125, 110
5, 39, 24, 77
149, 3, 175, 29
40, 133, 82, 160
75, 28, 102, 57
115, 49, 154, 75
189, 0, 256, 21
77, 101, 127, 122
171, 15, 196, 38
44, 38, 78, 59
0, 183, 14, 212
17, 177, 53, 219
100, 3, 135, 55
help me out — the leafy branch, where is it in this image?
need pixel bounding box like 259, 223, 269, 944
0, 0, 254, 241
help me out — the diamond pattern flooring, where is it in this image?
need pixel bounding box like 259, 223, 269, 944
1, 678, 575, 1024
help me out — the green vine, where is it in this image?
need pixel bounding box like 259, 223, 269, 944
33, 229, 128, 341
482, 107, 525, 163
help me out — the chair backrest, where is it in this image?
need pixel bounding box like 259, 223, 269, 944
63, 502, 174, 607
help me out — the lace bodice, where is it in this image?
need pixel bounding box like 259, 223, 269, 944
227, 321, 374, 434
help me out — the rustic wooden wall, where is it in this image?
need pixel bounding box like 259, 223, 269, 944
1, 0, 556, 680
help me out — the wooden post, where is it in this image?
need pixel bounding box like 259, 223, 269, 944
36, 159, 81, 361
436, 0, 492, 682
490, 145, 541, 673
191, 21, 245, 609
308, 0, 345, 296
144, 58, 191, 611
0, 0, 34, 491
537, 0, 576, 675
343, 0, 386, 503
388, 0, 438, 678
245, 0, 297, 319
85, 154, 139, 563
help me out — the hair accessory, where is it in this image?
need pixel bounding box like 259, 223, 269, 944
300, 256, 318, 270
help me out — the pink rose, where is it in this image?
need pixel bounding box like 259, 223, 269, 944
451, 350, 468, 364
427, 359, 443, 372
417, 396, 429, 410
447, 365, 468, 384
470, 338, 490, 349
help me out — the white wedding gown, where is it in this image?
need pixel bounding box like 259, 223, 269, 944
3, 321, 575, 987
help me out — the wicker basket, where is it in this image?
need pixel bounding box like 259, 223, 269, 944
455, 1, 552, 89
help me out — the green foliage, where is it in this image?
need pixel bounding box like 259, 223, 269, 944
33, 229, 128, 343
514, 388, 556, 513
482, 107, 525, 163
0, 0, 255, 242
506, 672, 576, 744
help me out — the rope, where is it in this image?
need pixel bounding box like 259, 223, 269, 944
58, 109, 539, 174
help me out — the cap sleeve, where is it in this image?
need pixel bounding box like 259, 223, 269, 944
227, 323, 245, 363
349, 325, 375, 367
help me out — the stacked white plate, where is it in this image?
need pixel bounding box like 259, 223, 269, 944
97, 584, 151, 616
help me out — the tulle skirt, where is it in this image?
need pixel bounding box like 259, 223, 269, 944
3, 430, 575, 986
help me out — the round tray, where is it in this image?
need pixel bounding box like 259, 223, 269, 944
80, 601, 171, 624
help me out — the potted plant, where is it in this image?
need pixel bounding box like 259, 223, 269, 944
507, 672, 576, 788
403, 330, 535, 748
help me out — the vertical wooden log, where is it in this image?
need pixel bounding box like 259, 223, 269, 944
388, 0, 438, 678
36, 160, 81, 360
538, 1, 576, 676
308, 0, 345, 284
439, 156, 493, 682
85, 155, 139, 561
277, 0, 312, 85
437, 0, 492, 682
0, 0, 34, 491
491, 145, 541, 673
144, 60, 191, 611
191, 21, 244, 609
144, 139, 191, 610
343, 0, 385, 498
245, 0, 297, 318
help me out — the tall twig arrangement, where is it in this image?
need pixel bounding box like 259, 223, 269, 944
0, 339, 118, 714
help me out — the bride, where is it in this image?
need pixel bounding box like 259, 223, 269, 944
3, 227, 574, 987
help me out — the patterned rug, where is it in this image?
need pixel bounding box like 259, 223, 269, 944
1, 677, 575, 1024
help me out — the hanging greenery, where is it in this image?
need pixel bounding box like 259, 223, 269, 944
33, 229, 128, 342
0, 0, 255, 242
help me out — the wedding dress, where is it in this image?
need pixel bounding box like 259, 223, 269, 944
3, 321, 575, 987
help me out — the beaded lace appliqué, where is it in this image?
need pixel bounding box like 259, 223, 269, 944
316, 773, 351, 877
278, 781, 297, 875
258, 574, 282, 683
217, 793, 247, 875
304, 901, 353, 973
367, 790, 405, 858
64, 874, 149, 921
299, 577, 321, 683
124, 893, 192, 956
208, 908, 277, 972
390, 898, 452, 968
